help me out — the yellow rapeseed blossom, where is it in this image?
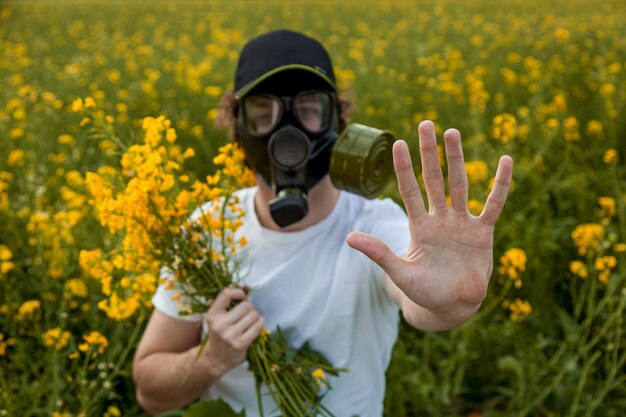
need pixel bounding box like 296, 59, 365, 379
0, 333, 15, 356
466, 68, 490, 114
563, 116, 580, 142
569, 260, 588, 279
27, 209, 84, 279
104, 405, 122, 417
78, 330, 109, 358
554, 27, 570, 42
498, 248, 527, 289
98, 291, 141, 320
83, 116, 254, 320
596, 197, 615, 221
57, 134, 76, 145
468, 199, 484, 216
65, 278, 88, 298
594, 256, 617, 284
585, 120, 603, 138
571, 223, 605, 256
0, 244, 15, 275
312, 368, 325, 379
259, 328, 271, 345
7, 149, 25, 166
84, 96, 96, 108
603, 149, 619, 164
17, 299, 41, 320
464, 161, 489, 184
503, 298, 532, 322
491, 113, 517, 143
71, 98, 83, 112
42, 327, 71, 350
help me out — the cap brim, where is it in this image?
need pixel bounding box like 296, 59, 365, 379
234, 64, 336, 99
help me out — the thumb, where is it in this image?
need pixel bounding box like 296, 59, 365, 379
346, 231, 405, 279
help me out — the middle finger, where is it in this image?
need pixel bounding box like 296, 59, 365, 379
418, 121, 447, 212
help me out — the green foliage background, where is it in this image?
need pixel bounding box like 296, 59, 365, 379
0, 1, 625, 416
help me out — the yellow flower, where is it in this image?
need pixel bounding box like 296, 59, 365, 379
571, 223, 605, 256
0, 245, 12, 262
166, 128, 177, 143
84, 96, 96, 108
0, 261, 13, 274
503, 298, 532, 322
465, 161, 489, 184
498, 248, 527, 288
0, 333, 15, 356
17, 299, 41, 320
65, 278, 88, 298
71, 98, 83, 112
569, 260, 588, 279
79, 331, 109, 357
104, 405, 122, 417
468, 199, 484, 216
563, 116, 580, 142
594, 256, 617, 284
259, 328, 271, 344
42, 327, 71, 350
204, 85, 223, 97
586, 120, 603, 138
57, 134, 76, 145
312, 368, 326, 379
491, 113, 517, 143
603, 149, 618, 165
554, 27, 570, 42
7, 149, 25, 167
597, 197, 615, 219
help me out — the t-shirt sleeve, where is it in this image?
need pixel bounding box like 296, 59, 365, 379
152, 267, 204, 323
366, 197, 410, 257
356, 196, 410, 295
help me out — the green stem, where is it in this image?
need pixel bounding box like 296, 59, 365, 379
567, 350, 601, 417
255, 377, 265, 417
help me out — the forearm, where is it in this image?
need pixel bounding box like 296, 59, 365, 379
134, 344, 224, 415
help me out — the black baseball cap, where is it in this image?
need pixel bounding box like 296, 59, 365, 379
233, 29, 336, 99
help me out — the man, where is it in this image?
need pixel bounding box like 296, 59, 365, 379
132, 29, 513, 416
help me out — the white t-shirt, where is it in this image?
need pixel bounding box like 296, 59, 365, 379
153, 186, 410, 417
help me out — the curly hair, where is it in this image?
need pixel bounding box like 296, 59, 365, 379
214, 89, 356, 142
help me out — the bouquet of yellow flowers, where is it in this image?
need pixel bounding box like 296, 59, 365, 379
79, 110, 346, 416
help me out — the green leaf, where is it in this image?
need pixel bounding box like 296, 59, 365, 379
183, 399, 246, 417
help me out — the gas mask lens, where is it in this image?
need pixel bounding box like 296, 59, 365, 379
242, 90, 334, 136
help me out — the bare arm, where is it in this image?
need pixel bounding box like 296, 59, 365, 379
132, 288, 264, 415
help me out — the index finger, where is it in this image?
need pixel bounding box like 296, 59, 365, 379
393, 139, 426, 226
209, 287, 248, 313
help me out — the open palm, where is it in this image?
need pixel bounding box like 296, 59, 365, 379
347, 120, 513, 318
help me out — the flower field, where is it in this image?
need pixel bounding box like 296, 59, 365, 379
1, 1, 625, 416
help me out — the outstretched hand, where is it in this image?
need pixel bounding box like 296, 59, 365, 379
347, 120, 513, 325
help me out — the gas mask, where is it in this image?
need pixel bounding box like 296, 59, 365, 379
237, 90, 394, 228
